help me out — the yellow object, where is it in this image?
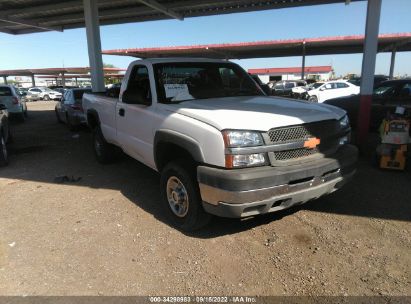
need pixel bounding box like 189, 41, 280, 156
380, 119, 410, 145
378, 118, 409, 171
379, 145, 407, 170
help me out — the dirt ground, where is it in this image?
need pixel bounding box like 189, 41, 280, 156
0, 101, 410, 296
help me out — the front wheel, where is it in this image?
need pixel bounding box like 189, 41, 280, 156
0, 133, 9, 167
43, 95, 50, 101
308, 95, 318, 103
160, 161, 211, 231
92, 126, 116, 164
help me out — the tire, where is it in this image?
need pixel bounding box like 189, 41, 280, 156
160, 160, 211, 231
92, 126, 116, 164
66, 114, 78, 131
55, 110, 63, 123
308, 95, 318, 103
0, 133, 9, 167
43, 95, 50, 101
18, 112, 25, 122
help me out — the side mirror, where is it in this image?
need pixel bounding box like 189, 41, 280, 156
319, 87, 326, 91
0, 104, 7, 111
122, 89, 151, 106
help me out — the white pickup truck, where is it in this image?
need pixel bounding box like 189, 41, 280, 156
83, 58, 358, 231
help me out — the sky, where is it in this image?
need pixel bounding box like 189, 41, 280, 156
0, 0, 410, 78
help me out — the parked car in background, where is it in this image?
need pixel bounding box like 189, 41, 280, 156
53, 88, 66, 95
347, 75, 389, 88
0, 102, 10, 166
292, 82, 324, 99
325, 79, 411, 130
55, 88, 92, 130
28, 87, 62, 101
272, 80, 307, 97
307, 80, 360, 103
0, 85, 27, 121
249, 74, 271, 95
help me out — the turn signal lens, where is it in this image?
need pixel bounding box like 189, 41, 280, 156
225, 153, 267, 168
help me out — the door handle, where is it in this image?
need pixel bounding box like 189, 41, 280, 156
119, 108, 125, 117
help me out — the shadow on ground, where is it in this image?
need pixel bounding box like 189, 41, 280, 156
1, 106, 410, 239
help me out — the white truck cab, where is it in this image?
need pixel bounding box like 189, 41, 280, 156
83, 58, 358, 231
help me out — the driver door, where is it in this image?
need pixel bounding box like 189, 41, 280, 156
115, 65, 155, 167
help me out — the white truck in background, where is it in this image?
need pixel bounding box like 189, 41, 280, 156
83, 58, 358, 231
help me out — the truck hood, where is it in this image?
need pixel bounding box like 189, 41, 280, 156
166, 96, 346, 131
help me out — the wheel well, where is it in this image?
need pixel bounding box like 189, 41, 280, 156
87, 111, 99, 130
155, 142, 196, 172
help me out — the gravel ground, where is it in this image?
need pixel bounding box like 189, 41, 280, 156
0, 101, 410, 296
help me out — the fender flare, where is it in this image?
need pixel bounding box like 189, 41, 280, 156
154, 130, 205, 168
86, 109, 100, 128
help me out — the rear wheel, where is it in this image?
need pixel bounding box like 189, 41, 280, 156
18, 112, 25, 122
160, 160, 211, 231
55, 109, 63, 123
92, 126, 116, 164
66, 114, 78, 131
308, 95, 318, 103
0, 133, 9, 167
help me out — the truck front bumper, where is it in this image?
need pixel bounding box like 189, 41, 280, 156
197, 144, 358, 218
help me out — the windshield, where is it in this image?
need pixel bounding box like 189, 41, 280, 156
153, 62, 264, 103
374, 84, 395, 96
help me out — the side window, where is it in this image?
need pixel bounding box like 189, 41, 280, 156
125, 66, 151, 104
336, 82, 349, 89
285, 82, 294, 89
0, 87, 12, 96
324, 83, 334, 90
63, 91, 72, 104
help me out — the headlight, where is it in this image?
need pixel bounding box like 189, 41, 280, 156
339, 115, 350, 129
222, 130, 267, 168
222, 130, 264, 147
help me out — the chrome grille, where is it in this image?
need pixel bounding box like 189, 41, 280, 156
273, 147, 319, 161
268, 125, 311, 143
267, 120, 341, 163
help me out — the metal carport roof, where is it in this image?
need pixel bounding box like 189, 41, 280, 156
0, 0, 364, 35
0, 67, 125, 77
101, 33, 411, 59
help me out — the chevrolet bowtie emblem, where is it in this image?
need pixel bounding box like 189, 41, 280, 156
304, 137, 321, 149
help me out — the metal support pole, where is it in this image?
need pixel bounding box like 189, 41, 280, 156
75, 77, 78, 86
83, 0, 105, 92
31, 74, 36, 87
357, 0, 382, 145
301, 41, 306, 80
389, 49, 396, 80
3, 76, 7, 85
55, 77, 58, 85
62, 73, 66, 88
